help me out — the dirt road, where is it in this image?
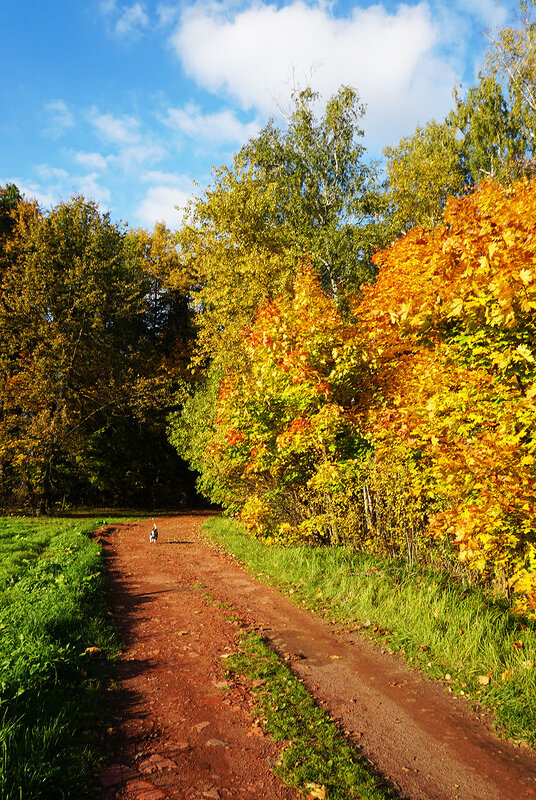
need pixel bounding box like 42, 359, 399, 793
97, 514, 536, 800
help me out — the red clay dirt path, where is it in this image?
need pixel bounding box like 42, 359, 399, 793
97, 514, 536, 800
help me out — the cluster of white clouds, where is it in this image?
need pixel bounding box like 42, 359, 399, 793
164, 103, 261, 145
169, 0, 509, 146
26, 101, 198, 226
22, 0, 513, 227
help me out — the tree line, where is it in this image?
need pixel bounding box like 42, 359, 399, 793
1, 2, 535, 610
0, 189, 195, 512
170, 3, 536, 616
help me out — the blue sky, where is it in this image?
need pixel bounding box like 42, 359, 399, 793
1, 0, 516, 230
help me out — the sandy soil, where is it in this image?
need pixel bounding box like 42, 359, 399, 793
97, 514, 536, 800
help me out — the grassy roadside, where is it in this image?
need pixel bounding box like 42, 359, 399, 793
202, 516, 536, 748
202, 587, 396, 800
0, 516, 130, 800
226, 630, 397, 800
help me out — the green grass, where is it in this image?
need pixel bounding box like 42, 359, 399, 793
203, 515, 536, 747
226, 630, 396, 800
0, 515, 128, 800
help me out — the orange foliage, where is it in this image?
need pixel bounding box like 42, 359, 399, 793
359, 178, 536, 614
197, 178, 536, 615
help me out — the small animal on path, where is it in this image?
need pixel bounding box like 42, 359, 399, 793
149, 523, 158, 543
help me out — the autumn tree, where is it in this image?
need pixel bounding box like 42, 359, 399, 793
0, 184, 21, 239
360, 177, 536, 614
383, 121, 465, 236
171, 267, 371, 544
174, 86, 379, 371
0, 184, 24, 280
0, 195, 194, 511
383, 2, 536, 233
170, 87, 382, 495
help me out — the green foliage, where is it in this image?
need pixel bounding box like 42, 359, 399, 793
0, 193, 194, 511
0, 196, 142, 509
240, 86, 379, 296
450, 73, 526, 183
168, 367, 224, 503
485, 0, 536, 167
0, 516, 122, 799
383, 120, 465, 234
174, 86, 378, 371
383, 4, 536, 234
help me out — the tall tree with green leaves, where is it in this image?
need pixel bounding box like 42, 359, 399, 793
174, 86, 379, 371
170, 87, 381, 493
383, 1, 536, 234
450, 72, 529, 183
383, 120, 465, 236
485, 0, 536, 166
0, 195, 194, 511
240, 86, 380, 296
0, 196, 144, 510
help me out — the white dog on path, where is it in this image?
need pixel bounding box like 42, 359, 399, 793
149, 523, 158, 543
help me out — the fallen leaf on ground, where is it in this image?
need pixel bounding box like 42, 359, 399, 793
83, 646, 102, 657
477, 674, 491, 686
305, 782, 327, 799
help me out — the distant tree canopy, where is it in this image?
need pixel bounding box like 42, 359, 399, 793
0, 193, 194, 512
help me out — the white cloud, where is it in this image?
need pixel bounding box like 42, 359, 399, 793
87, 109, 166, 174
452, 0, 508, 28
169, 1, 463, 151
75, 151, 109, 170
18, 166, 111, 208
99, 0, 117, 14
44, 100, 74, 138
13, 180, 56, 209
141, 170, 190, 185
75, 172, 112, 204
90, 110, 141, 145
136, 184, 192, 228
115, 3, 149, 37
157, 3, 180, 27
36, 165, 69, 181
115, 142, 167, 169
164, 103, 261, 144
